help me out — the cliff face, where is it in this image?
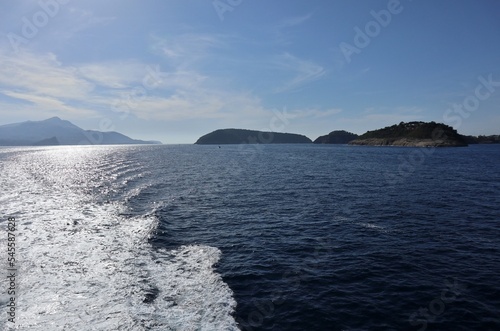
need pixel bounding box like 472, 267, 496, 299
314, 130, 359, 144
349, 122, 468, 147
195, 129, 312, 144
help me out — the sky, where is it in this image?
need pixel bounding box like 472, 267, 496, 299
0, 0, 499, 143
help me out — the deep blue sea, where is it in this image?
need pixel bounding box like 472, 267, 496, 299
1, 144, 499, 330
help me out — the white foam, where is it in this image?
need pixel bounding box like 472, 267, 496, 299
359, 222, 384, 230
0, 147, 238, 330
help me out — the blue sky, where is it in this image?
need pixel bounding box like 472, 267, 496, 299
0, 0, 499, 143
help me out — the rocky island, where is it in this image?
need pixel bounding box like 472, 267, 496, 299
348, 121, 468, 147
195, 129, 312, 144
314, 130, 359, 144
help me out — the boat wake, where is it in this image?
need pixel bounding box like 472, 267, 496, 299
0, 147, 238, 330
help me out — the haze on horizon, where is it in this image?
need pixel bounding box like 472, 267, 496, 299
0, 0, 499, 144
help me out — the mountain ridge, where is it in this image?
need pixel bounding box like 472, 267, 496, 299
0, 117, 162, 146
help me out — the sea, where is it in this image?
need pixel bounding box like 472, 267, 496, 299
0, 144, 499, 331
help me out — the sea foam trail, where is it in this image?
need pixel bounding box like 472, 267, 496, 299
0, 147, 238, 330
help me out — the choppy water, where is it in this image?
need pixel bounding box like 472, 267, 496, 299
0, 144, 499, 330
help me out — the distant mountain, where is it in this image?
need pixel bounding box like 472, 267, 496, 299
0, 117, 162, 146
349, 121, 468, 147
195, 129, 312, 144
314, 130, 359, 144
33, 136, 60, 146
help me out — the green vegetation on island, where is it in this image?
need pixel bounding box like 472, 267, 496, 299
314, 130, 359, 144
195, 129, 312, 145
349, 121, 468, 147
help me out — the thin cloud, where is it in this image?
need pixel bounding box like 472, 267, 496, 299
278, 12, 314, 29
150, 33, 226, 69
0, 49, 271, 124
280, 107, 343, 120
273, 53, 326, 93
78, 61, 152, 89
273, 12, 315, 45
128, 90, 266, 122
0, 42, 329, 132
63, 8, 116, 36
0, 90, 97, 118
0, 51, 94, 100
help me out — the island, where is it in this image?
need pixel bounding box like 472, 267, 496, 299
195, 129, 312, 145
314, 130, 359, 144
0, 117, 162, 146
348, 121, 468, 147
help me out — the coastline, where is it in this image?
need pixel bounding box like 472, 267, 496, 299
348, 138, 468, 147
